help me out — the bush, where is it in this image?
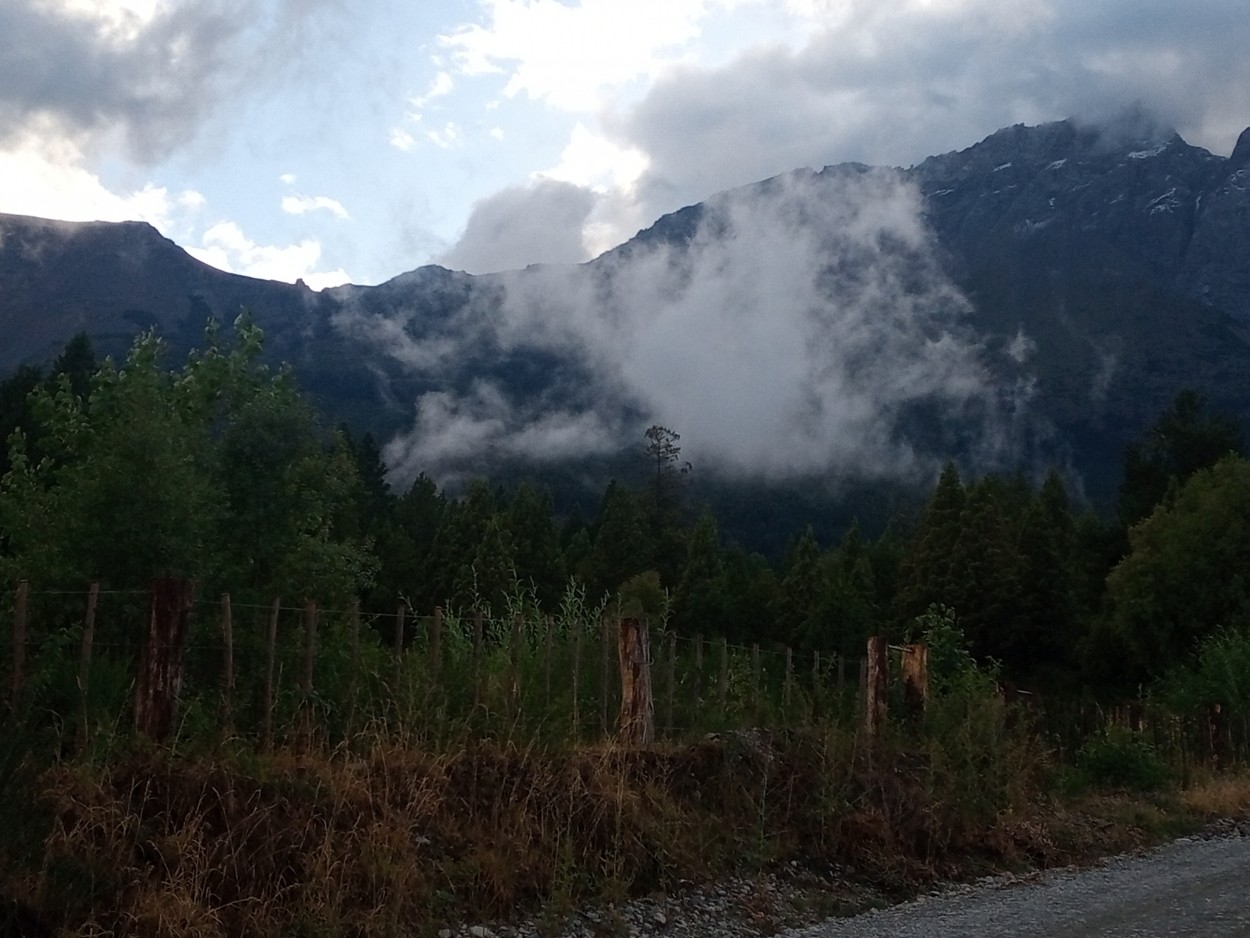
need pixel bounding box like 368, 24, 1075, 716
1077, 726, 1167, 791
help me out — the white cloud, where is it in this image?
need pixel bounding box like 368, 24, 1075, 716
437, 179, 598, 274
0, 132, 200, 233
389, 127, 417, 151
281, 193, 350, 219
440, 0, 720, 111
188, 220, 350, 288
426, 122, 461, 149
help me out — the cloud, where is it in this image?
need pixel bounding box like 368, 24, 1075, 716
440, 0, 715, 111
0, 131, 202, 231
606, 0, 1250, 231
436, 180, 599, 274
374, 168, 1021, 485
188, 220, 349, 289
281, 194, 350, 219
0, 0, 340, 162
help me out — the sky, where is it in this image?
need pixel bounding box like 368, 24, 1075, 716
2, 0, 1250, 292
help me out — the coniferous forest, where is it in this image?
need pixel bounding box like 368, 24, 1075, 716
5, 319, 1250, 936
2, 319, 1248, 698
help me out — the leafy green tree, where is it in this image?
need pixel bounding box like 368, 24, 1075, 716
1104, 455, 1250, 682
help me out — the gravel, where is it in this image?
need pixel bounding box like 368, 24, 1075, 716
437, 822, 1250, 938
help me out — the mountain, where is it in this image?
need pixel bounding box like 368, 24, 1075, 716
2, 112, 1250, 524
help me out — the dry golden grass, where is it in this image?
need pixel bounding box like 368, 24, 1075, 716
1179, 771, 1250, 818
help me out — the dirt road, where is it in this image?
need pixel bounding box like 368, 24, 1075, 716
788, 832, 1250, 938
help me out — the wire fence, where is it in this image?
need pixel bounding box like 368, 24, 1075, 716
1, 581, 866, 752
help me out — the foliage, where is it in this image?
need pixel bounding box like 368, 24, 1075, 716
1076, 726, 1167, 792
1104, 455, 1250, 682
1154, 622, 1250, 716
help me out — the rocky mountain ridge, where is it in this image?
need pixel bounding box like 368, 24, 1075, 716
2, 113, 1249, 510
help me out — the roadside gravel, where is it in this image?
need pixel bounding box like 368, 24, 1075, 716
438, 821, 1250, 938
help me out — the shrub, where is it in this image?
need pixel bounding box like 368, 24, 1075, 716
1077, 726, 1166, 791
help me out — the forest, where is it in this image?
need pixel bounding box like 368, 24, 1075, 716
2, 316, 1247, 701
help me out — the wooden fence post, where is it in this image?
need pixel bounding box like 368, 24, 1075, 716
901, 643, 929, 716
431, 606, 444, 682
509, 614, 523, 719
783, 646, 793, 724
751, 643, 761, 723
571, 621, 582, 738
76, 582, 100, 751
543, 615, 554, 709
220, 592, 234, 729
691, 634, 703, 725
864, 636, 888, 740
345, 600, 360, 739
472, 609, 484, 711
617, 616, 654, 745
392, 603, 406, 688
600, 615, 611, 735
262, 598, 280, 751
811, 650, 821, 724
134, 578, 194, 742
665, 632, 677, 737
718, 637, 729, 722
298, 600, 318, 748
10, 579, 28, 710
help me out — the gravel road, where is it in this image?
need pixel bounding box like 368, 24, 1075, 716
785, 831, 1250, 938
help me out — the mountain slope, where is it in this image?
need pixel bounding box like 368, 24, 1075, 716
2, 113, 1249, 510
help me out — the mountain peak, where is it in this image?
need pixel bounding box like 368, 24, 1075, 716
1231, 127, 1250, 171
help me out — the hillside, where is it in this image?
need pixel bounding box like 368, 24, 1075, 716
2, 113, 1250, 513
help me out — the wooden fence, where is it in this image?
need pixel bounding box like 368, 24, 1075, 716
1, 579, 871, 750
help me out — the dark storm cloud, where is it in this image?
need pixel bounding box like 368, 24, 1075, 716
614, 0, 1250, 224
0, 0, 339, 161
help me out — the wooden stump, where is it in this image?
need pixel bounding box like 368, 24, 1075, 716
617, 616, 655, 745
134, 578, 194, 742
864, 636, 888, 740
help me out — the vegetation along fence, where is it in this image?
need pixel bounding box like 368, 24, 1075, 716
6, 578, 1249, 772
2, 579, 878, 752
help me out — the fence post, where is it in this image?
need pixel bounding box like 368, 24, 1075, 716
617, 616, 654, 745
901, 643, 928, 716
665, 632, 677, 737
864, 636, 888, 740
345, 600, 360, 740
220, 592, 234, 729
431, 606, 444, 691
134, 578, 194, 742
298, 600, 318, 748
751, 643, 761, 724
472, 609, 484, 712
509, 613, 523, 720
544, 615, 554, 709
571, 621, 582, 739
600, 615, 611, 735
76, 582, 100, 751
718, 637, 729, 723
392, 603, 406, 688
811, 650, 821, 725
262, 598, 280, 751
783, 646, 793, 724
691, 634, 703, 726
10, 579, 28, 710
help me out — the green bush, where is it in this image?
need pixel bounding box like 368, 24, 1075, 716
1077, 726, 1166, 791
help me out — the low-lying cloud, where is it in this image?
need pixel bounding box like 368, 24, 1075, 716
350, 168, 1028, 488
